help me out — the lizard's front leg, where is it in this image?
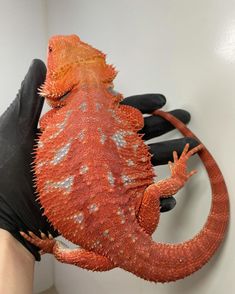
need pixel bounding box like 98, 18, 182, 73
20, 231, 114, 271
137, 143, 203, 235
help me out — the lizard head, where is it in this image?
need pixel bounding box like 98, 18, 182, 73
39, 34, 117, 107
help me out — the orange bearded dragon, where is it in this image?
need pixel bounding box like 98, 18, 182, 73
21, 35, 229, 282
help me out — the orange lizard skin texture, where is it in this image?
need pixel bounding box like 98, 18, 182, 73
21, 35, 229, 282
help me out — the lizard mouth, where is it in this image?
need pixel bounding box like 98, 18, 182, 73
57, 90, 71, 102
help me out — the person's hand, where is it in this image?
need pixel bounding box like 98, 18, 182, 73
0, 59, 198, 260
0, 60, 58, 261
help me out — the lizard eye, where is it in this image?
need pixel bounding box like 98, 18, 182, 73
48, 46, 53, 53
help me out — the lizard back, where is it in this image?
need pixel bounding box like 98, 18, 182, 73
35, 85, 154, 244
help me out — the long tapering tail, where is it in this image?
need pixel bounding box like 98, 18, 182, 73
109, 110, 229, 282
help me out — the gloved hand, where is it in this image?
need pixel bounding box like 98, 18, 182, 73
0, 59, 198, 261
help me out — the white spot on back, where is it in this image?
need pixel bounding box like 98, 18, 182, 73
49, 110, 71, 139
88, 203, 99, 213
121, 174, 133, 186
79, 165, 89, 174
45, 176, 74, 193
51, 142, 71, 165
111, 131, 127, 148
95, 103, 102, 111
76, 129, 85, 142
128, 207, 136, 216
126, 159, 135, 166
107, 171, 115, 186
79, 102, 87, 112
117, 207, 126, 224
103, 229, 109, 236
133, 144, 139, 152
74, 212, 84, 224
98, 128, 107, 144
107, 109, 121, 123
111, 130, 134, 148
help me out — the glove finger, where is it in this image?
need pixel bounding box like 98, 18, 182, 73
19, 59, 46, 132
120, 93, 166, 113
149, 137, 199, 166
160, 197, 176, 212
140, 109, 191, 140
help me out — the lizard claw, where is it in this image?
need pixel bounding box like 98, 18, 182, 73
48, 232, 54, 239
39, 230, 47, 240
20, 231, 56, 254
185, 143, 203, 159
187, 169, 198, 179
173, 150, 179, 162
181, 143, 190, 157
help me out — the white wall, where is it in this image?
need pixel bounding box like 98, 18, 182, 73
46, 1, 235, 294
0, 1, 54, 293
1, 1, 234, 293
0, 0, 47, 112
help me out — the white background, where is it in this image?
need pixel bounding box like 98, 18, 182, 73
0, 1, 234, 293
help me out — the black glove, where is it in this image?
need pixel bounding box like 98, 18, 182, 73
0, 60, 198, 261
121, 96, 198, 211
0, 60, 58, 261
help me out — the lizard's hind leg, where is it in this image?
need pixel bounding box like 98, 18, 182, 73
137, 143, 203, 235
20, 231, 115, 271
